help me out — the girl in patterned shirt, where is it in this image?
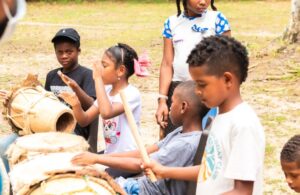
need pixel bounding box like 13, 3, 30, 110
156, 0, 231, 138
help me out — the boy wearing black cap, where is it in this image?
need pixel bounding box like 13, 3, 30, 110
45, 28, 98, 152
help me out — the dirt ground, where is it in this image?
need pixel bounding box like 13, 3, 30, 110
0, 1, 299, 194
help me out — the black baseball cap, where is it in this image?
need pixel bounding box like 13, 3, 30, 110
51, 28, 80, 45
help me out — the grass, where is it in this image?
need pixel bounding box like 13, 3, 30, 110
0, 1, 299, 194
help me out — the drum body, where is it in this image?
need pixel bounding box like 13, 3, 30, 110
8, 153, 125, 195
6, 86, 76, 135
6, 132, 89, 167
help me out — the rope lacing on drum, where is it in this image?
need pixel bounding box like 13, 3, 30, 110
6, 87, 59, 135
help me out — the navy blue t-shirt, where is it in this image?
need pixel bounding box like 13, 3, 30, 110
45, 65, 96, 139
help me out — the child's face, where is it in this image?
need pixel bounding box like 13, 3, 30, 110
187, 0, 211, 16
55, 42, 79, 70
189, 65, 228, 109
101, 53, 119, 85
169, 89, 182, 126
281, 161, 300, 192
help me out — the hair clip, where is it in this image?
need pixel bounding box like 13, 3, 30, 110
134, 52, 151, 77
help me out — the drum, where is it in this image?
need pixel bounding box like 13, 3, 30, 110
6, 132, 89, 167
27, 173, 125, 195
8, 152, 125, 195
4, 85, 76, 135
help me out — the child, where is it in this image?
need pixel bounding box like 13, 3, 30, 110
59, 43, 149, 154
280, 135, 300, 193
144, 36, 265, 195
44, 28, 99, 152
71, 81, 209, 195
0, 28, 98, 171
156, 0, 231, 138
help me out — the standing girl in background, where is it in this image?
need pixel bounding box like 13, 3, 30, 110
156, 0, 231, 138
59, 43, 150, 154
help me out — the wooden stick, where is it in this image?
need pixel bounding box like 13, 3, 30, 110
120, 90, 157, 182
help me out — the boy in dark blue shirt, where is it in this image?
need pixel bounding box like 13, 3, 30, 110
45, 28, 98, 152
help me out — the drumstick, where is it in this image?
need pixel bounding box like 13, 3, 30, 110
120, 90, 157, 182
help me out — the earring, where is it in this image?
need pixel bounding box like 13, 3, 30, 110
117, 77, 121, 81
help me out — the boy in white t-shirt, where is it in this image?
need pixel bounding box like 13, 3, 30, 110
143, 36, 265, 195
156, 0, 231, 138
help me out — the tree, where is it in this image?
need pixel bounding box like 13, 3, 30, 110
283, 0, 300, 43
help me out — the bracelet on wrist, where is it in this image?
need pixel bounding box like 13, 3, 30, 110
158, 94, 168, 101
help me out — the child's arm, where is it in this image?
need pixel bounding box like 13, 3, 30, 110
58, 71, 94, 110
222, 180, 253, 195
107, 144, 159, 158
72, 144, 159, 165
155, 38, 174, 128
59, 92, 98, 127
92, 62, 124, 120
72, 152, 145, 173
143, 160, 199, 181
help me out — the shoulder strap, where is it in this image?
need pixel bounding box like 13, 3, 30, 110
193, 130, 209, 165
186, 117, 213, 195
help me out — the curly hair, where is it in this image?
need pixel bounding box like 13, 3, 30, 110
105, 43, 138, 78
187, 35, 249, 84
281, 135, 300, 166
176, 0, 217, 16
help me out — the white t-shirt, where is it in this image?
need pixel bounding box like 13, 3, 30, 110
196, 102, 265, 195
94, 85, 141, 153
162, 10, 230, 81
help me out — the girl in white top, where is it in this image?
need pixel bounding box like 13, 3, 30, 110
156, 0, 231, 137
59, 43, 151, 154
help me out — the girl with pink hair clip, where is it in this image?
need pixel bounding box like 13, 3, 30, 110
59, 43, 151, 156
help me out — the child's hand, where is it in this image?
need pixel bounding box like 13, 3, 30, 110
71, 152, 99, 166
141, 160, 165, 180
155, 103, 169, 129
57, 70, 78, 90
92, 61, 103, 80
58, 91, 80, 107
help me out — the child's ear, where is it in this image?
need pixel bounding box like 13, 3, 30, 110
78, 48, 81, 53
181, 101, 188, 114
223, 72, 233, 87
117, 65, 126, 77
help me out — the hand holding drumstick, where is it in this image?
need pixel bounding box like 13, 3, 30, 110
120, 90, 157, 182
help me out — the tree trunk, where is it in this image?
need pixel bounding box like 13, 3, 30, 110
283, 0, 300, 43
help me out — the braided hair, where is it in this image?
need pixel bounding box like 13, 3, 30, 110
105, 43, 138, 78
187, 36, 249, 84
281, 135, 300, 166
176, 0, 217, 16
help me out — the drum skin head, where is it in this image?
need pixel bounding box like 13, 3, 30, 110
28, 174, 115, 195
